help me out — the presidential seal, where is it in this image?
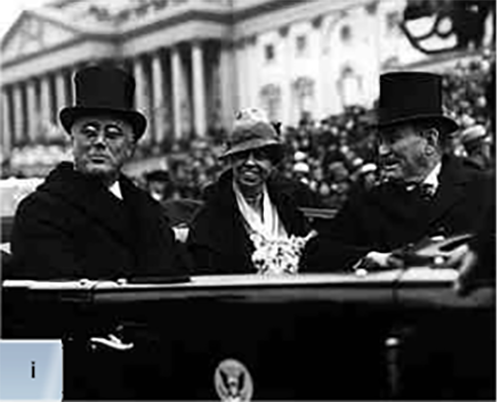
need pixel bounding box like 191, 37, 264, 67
214, 358, 253, 402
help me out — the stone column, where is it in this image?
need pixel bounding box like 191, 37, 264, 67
191, 40, 207, 137
40, 75, 52, 139
219, 41, 238, 130
373, 5, 383, 102
69, 68, 78, 105
1, 89, 12, 158
54, 71, 68, 138
26, 79, 38, 141
181, 50, 192, 136
247, 36, 258, 109
171, 45, 183, 139
279, 27, 292, 126
12, 83, 25, 145
151, 50, 166, 144
133, 56, 152, 143
312, 16, 323, 120
55, 71, 68, 121
235, 39, 247, 110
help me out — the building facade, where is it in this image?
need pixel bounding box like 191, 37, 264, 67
0, 0, 494, 167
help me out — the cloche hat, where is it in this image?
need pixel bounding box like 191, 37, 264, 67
220, 108, 283, 160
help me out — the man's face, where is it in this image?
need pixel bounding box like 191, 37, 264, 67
71, 115, 136, 180
377, 124, 438, 183
230, 147, 274, 191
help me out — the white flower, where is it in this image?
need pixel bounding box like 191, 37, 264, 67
250, 231, 317, 275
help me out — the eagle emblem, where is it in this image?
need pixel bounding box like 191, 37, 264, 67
214, 358, 253, 402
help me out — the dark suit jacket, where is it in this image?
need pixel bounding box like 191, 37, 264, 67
303, 155, 494, 272
9, 162, 185, 279
187, 170, 321, 274
464, 202, 496, 291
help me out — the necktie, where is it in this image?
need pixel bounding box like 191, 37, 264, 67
416, 183, 435, 202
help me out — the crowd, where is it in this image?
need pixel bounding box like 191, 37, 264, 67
147, 52, 494, 209
2, 52, 494, 210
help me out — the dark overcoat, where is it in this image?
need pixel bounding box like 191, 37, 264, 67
9, 162, 185, 279
303, 155, 495, 271
186, 170, 321, 274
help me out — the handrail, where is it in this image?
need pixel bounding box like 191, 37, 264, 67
2, 270, 494, 309
299, 207, 338, 220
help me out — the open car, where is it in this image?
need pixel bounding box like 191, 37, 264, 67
1, 182, 495, 400
2, 265, 495, 400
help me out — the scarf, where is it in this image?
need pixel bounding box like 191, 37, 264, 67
233, 180, 288, 244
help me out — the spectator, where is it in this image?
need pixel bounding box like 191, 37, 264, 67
144, 169, 175, 202
460, 124, 494, 171
355, 163, 378, 192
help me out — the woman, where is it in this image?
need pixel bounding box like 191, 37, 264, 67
187, 108, 321, 274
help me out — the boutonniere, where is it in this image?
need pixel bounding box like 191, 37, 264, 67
250, 231, 317, 275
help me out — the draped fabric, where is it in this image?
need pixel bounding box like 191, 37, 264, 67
9, 162, 186, 279
233, 181, 288, 245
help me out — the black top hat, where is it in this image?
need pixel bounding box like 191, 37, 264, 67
378, 72, 458, 135
59, 65, 147, 139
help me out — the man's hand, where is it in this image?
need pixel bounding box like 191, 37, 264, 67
355, 251, 405, 271
448, 243, 479, 296
172, 225, 189, 243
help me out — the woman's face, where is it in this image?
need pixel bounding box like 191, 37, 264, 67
230, 147, 274, 192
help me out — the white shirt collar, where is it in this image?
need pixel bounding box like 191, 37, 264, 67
108, 180, 123, 200
405, 161, 441, 193
422, 161, 441, 190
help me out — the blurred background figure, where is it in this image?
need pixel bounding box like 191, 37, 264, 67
292, 161, 310, 186
143, 169, 202, 241
144, 169, 176, 202
460, 124, 494, 171
356, 163, 378, 192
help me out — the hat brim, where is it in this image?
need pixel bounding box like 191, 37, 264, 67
219, 138, 283, 159
60, 107, 147, 140
377, 114, 459, 135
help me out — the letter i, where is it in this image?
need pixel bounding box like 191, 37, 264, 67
32, 361, 35, 378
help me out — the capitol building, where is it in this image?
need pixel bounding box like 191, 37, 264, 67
0, 0, 494, 174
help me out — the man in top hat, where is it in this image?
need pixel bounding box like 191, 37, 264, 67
303, 71, 493, 273
9, 64, 186, 280
302, 71, 495, 399
187, 108, 322, 274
